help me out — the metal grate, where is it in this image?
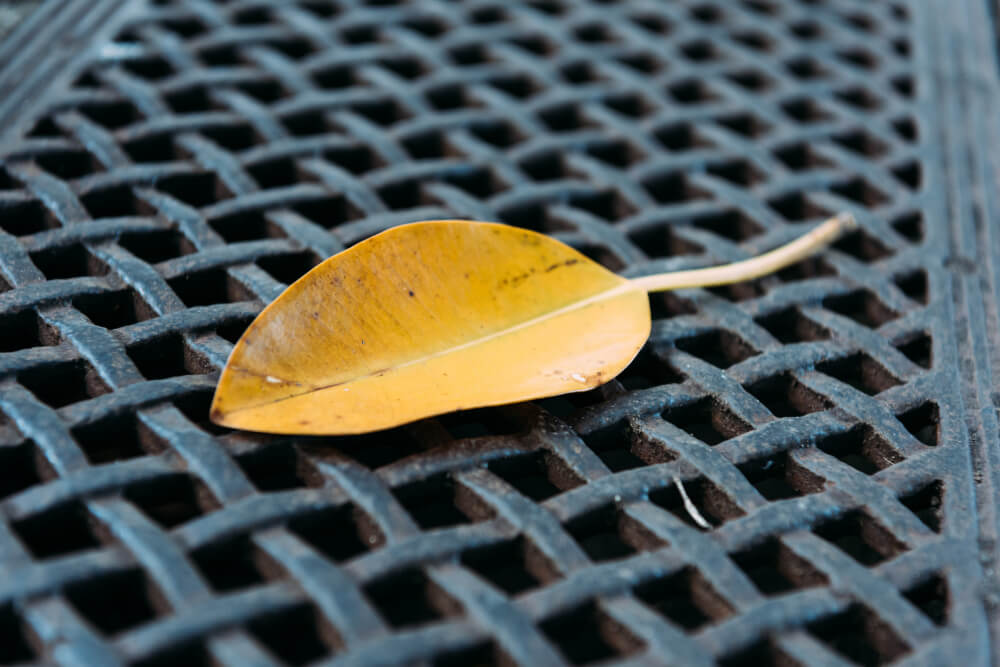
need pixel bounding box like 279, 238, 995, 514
0, 0, 992, 664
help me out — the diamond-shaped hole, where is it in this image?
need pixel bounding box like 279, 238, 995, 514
705, 159, 764, 186
780, 98, 833, 125
540, 601, 643, 665
18, 359, 109, 408
836, 86, 883, 110
894, 270, 929, 305
71, 413, 167, 464
785, 56, 828, 79
584, 139, 638, 168
65, 569, 164, 635
893, 116, 918, 142
79, 100, 139, 130
208, 210, 279, 242
574, 23, 615, 44
675, 330, 758, 369
833, 229, 893, 262
521, 152, 568, 182
768, 192, 829, 222
12, 501, 105, 559
127, 333, 212, 380
830, 178, 889, 207
0, 605, 35, 663
715, 113, 771, 138
817, 425, 902, 475
0, 308, 56, 348
364, 568, 451, 628
628, 224, 703, 259
823, 289, 898, 328
650, 477, 745, 527
442, 166, 504, 198
289, 504, 379, 561
155, 172, 229, 208
892, 213, 923, 244
720, 639, 797, 667
168, 268, 253, 307
896, 331, 932, 368
649, 292, 697, 320
488, 451, 580, 500
745, 375, 832, 417
256, 251, 319, 287
633, 567, 733, 630
81, 185, 146, 218
707, 278, 767, 303
668, 79, 718, 105
896, 401, 939, 446
813, 510, 907, 565
247, 603, 337, 665
436, 407, 522, 440
567, 504, 663, 562
631, 13, 671, 35
654, 123, 711, 151
816, 353, 901, 395
392, 474, 487, 529
731, 29, 772, 51
681, 39, 720, 62
582, 420, 667, 472
730, 538, 828, 595
539, 104, 588, 132
692, 209, 763, 241
773, 142, 833, 170
755, 307, 831, 344
642, 171, 708, 204
662, 398, 751, 445
123, 474, 218, 528
690, 4, 724, 23
833, 129, 888, 157
775, 256, 836, 283
903, 573, 948, 626
235, 443, 322, 491
319, 427, 425, 469
192, 536, 280, 592
725, 69, 773, 91
426, 84, 471, 111
738, 451, 825, 500
807, 604, 910, 665
890, 161, 922, 190
900, 480, 943, 532
461, 537, 544, 594
837, 47, 878, 69
38, 152, 92, 187
0, 441, 49, 500
0, 197, 56, 236
618, 348, 684, 390
119, 229, 194, 264
604, 93, 653, 118
73, 289, 145, 329
31, 242, 108, 279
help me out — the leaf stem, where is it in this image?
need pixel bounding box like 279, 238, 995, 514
630, 212, 857, 293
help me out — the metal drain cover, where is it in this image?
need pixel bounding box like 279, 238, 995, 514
0, 0, 998, 665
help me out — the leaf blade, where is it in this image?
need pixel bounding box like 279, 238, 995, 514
211, 220, 651, 434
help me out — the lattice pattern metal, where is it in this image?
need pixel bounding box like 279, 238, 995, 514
0, 0, 984, 665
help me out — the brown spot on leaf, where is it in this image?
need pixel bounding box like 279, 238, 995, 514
545, 258, 580, 273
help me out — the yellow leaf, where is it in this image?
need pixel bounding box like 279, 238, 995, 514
210, 215, 854, 435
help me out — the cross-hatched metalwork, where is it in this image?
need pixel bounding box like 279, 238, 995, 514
0, 0, 989, 665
